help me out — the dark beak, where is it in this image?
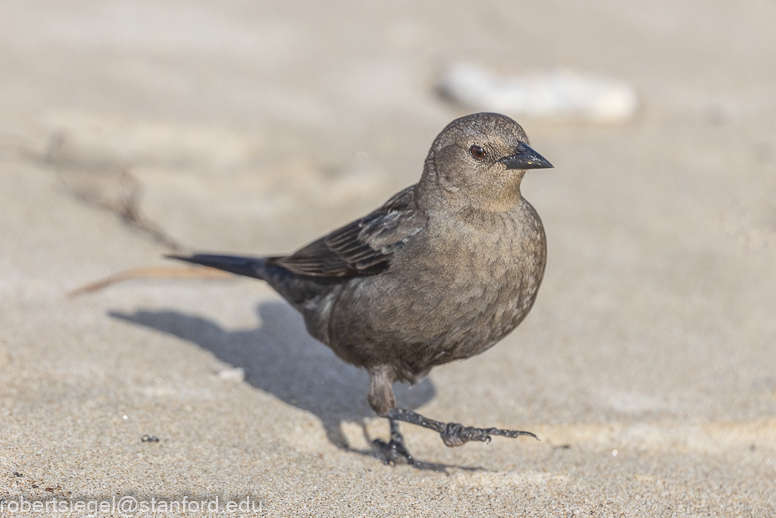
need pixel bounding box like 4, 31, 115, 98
500, 142, 554, 170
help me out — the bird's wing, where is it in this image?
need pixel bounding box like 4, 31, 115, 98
269, 185, 424, 278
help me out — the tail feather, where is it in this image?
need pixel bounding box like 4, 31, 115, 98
166, 254, 266, 280
166, 253, 341, 321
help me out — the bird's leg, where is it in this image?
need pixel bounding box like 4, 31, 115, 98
372, 419, 414, 465
386, 408, 539, 447
368, 366, 414, 464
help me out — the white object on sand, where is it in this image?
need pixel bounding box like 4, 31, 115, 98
218, 367, 246, 382
440, 63, 638, 124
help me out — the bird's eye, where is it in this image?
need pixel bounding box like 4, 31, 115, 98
470, 145, 487, 160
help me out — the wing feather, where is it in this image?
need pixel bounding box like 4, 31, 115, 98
269, 185, 424, 278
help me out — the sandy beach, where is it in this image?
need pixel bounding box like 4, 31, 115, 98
1, 1, 775, 515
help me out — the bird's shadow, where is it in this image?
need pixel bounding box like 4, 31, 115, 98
109, 302, 475, 470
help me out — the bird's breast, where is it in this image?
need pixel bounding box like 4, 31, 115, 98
420, 204, 546, 354
327, 200, 546, 378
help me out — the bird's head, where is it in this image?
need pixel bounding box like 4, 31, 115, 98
418, 112, 553, 212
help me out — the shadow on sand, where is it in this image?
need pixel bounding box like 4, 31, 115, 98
109, 301, 479, 470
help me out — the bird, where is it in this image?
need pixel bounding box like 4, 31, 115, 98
169, 112, 553, 464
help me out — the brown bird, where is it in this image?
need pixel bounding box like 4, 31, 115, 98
170, 112, 553, 464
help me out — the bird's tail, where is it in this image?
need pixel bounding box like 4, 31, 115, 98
166, 254, 267, 280
166, 253, 335, 317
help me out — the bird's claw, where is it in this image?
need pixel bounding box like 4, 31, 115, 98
386, 408, 539, 448
441, 422, 491, 447
440, 422, 537, 447
373, 437, 414, 465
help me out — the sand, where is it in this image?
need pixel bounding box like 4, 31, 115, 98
1, 1, 775, 516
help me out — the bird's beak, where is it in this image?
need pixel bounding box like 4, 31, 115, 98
500, 143, 554, 170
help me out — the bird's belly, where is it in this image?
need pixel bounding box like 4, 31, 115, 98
328, 237, 544, 380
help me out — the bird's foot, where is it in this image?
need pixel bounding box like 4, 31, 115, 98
386, 408, 539, 448
373, 419, 414, 465
439, 422, 537, 447
373, 437, 414, 465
